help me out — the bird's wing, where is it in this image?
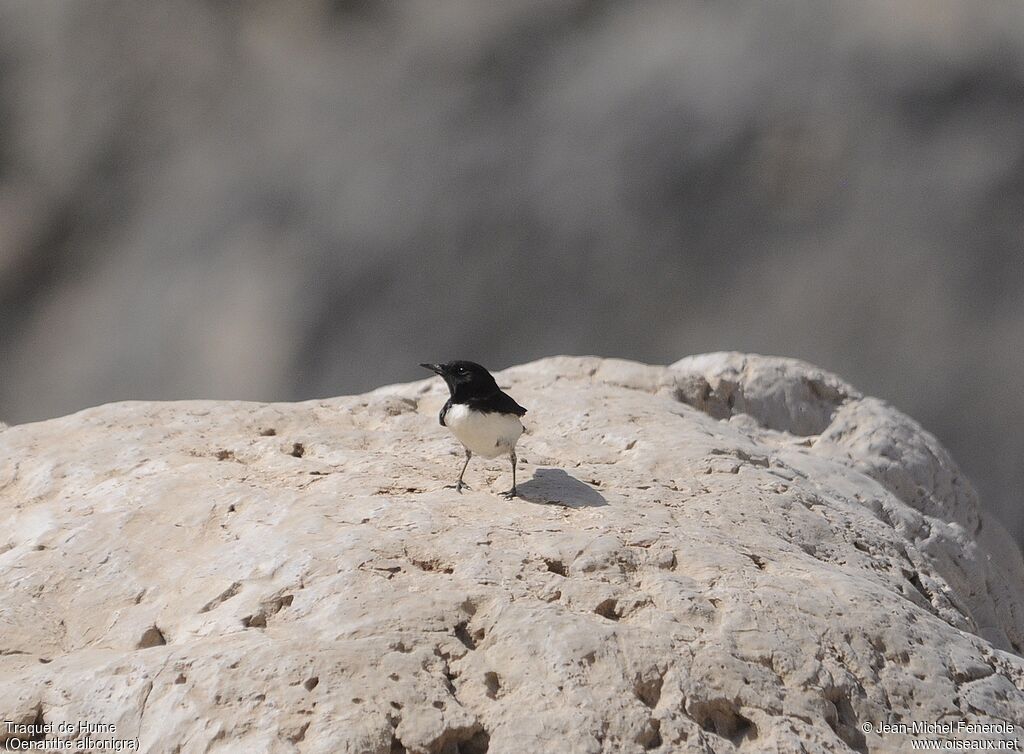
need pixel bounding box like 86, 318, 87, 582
475, 390, 527, 417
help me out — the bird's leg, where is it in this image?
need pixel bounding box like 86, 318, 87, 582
445, 449, 472, 493
500, 450, 517, 499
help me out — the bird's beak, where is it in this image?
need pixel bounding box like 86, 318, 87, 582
420, 363, 444, 376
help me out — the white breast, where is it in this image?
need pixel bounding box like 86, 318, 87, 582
444, 403, 523, 458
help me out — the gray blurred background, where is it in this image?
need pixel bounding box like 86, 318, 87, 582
1, 0, 1022, 543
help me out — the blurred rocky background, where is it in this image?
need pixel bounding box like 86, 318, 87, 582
0, 0, 1022, 543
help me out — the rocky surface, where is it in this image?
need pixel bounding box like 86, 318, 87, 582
3, 1, 1024, 550
0, 354, 1022, 753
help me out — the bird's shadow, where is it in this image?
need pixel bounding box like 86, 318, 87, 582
516, 468, 607, 508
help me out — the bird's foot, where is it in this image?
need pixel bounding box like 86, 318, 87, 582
499, 487, 517, 500
445, 481, 470, 493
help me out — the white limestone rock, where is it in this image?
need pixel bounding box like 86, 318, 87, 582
0, 354, 1021, 753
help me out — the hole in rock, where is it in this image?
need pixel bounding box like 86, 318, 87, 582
637, 718, 662, 750
137, 626, 166, 649
594, 598, 620, 621
484, 671, 501, 699
459, 729, 491, 754
635, 673, 663, 709
411, 558, 453, 574
824, 688, 867, 753
454, 622, 477, 650
25, 705, 46, 742
242, 614, 266, 629
544, 559, 568, 576
690, 699, 758, 745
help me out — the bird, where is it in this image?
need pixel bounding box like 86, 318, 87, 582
420, 361, 527, 498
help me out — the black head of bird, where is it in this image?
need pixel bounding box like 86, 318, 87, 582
419, 361, 499, 402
